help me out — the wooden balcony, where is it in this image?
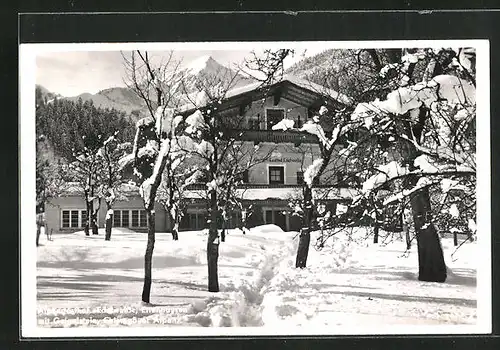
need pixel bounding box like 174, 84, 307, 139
225, 129, 319, 144
185, 183, 344, 191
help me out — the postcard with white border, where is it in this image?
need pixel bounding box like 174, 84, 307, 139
19, 40, 491, 338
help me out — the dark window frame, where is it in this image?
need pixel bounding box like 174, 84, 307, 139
113, 210, 121, 227
266, 108, 285, 130
297, 171, 304, 185
269, 165, 285, 185
131, 209, 139, 227
122, 210, 130, 227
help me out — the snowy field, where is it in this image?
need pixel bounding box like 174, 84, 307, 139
36, 225, 477, 334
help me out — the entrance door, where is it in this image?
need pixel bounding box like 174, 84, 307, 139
265, 210, 273, 225
264, 209, 287, 231
275, 211, 287, 231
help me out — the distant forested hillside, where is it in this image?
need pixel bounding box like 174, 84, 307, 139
36, 96, 136, 161
286, 49, 387, 101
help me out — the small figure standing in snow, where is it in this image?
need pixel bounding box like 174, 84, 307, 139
36, 211, 49, 246
240, 209, 249, 234
402, 207, 413, 250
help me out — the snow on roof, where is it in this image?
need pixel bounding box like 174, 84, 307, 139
58, 182, 85, 196
177, 74, 353, 112
218, 74, 353, 106
183, 187, 356, 201
118, 153, 135, 170
57, 182, 140, 197
281, 74, 354, 106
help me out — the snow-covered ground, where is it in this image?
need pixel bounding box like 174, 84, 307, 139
36, 225, 477, 333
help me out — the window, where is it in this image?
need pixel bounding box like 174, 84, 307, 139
266, 109, 285, 130
269, 166, 285, 185
62, 210, 70, 228
252, 113, 262, 130
236, 169, 249, 183
181, 212, 206, 230
70, 211, 79, 228
81, 210, 87, 227
248, 118, 260, 130
113, 210, 121, 227
113, 209, 147, 228
61, 209, 85, 228
131, 210, 139, 227
297, 171, 304, 185
122, 210, 130, 227
139, 210, 147, 227
297, 114, 303, 128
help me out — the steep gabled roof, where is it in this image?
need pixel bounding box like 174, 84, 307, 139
178, 74, 353, 114
225, 74, 353, 106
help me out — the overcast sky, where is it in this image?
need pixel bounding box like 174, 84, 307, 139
36, 49, 323, 97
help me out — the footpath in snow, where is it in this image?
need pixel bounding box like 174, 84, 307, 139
36, 225, 477, 330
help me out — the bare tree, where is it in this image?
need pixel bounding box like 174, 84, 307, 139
96, 133, 133, 241
173, 64, 277, 291
121, 50, 184, 303
36, 140, 65, 246
68, 143, 103, 236
327, 47, 476, 282
242, 49, 295, 85
247, 47, 476, 282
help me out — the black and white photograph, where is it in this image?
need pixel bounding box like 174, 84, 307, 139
19, 40, 491, 337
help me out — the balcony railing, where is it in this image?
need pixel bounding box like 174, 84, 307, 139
185, 183, 339, 190
225, 129, 318, 144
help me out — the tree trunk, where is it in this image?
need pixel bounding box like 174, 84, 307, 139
207, 190, 219, 292
453, 232, 458, 246
84, 199, 92, 236
142, 209, 155, 303
373, 224, 379, 244
91, 198, 101, 235
296, 228, 311, 268
172, 227, 179, 241
105, 202, 113, 241
221, 222, 226, 242
405, 225, 412, 250
410, 187, 447, 282
36, 225, 41, 247
387, 48, 450, 282
170, 209, 179, 240
403, 108, 447, 282
296, 186, 313, 268
207, 239, 219, 292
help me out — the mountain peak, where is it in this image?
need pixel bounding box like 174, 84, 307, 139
185, 55, 219, 74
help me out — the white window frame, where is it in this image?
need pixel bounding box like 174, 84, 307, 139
60, 209, 86, 229
112, 209, 148, 228
265, 107, 286, 130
